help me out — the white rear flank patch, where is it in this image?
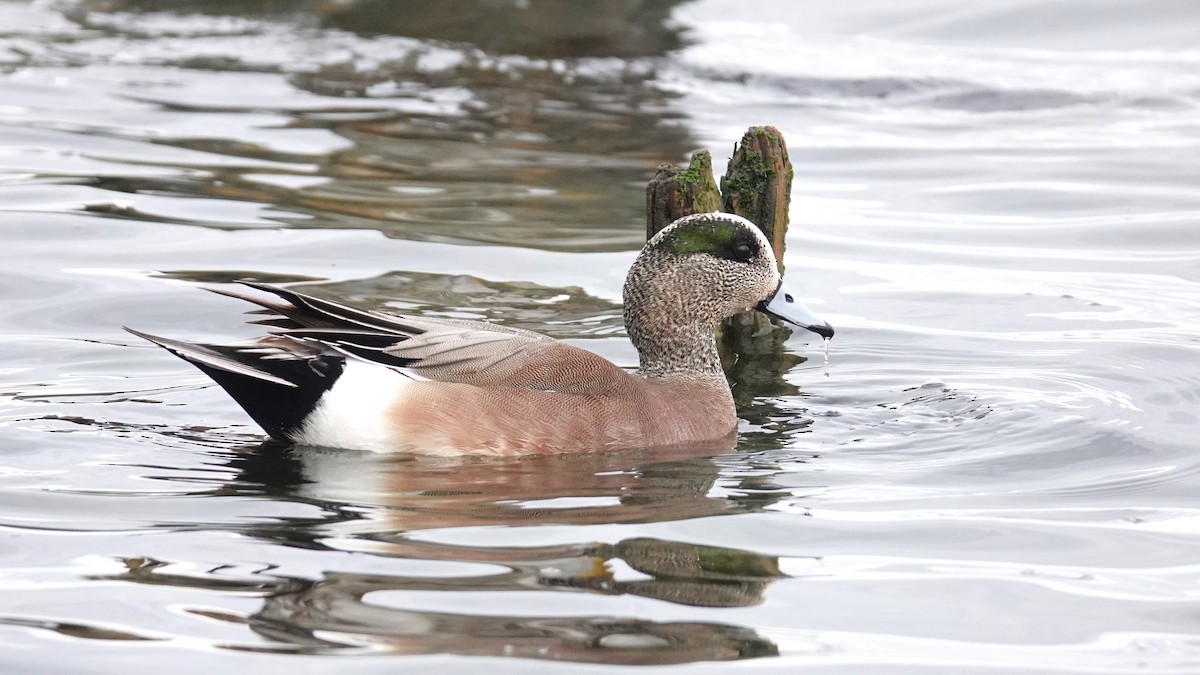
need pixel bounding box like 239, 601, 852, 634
291, 361, 411, 453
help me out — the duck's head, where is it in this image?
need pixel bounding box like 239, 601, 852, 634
623, 212, 833, 375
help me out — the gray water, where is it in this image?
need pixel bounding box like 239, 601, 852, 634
2, 1, 1199, 672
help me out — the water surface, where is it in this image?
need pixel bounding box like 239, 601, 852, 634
1, 1, 1198, 672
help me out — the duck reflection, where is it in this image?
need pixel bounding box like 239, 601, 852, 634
98, 443, 793, 662
246, 550, 780, 663
260, 439, 748, 533
103, 533, 782, 663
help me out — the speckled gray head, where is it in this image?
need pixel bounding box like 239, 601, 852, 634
624, 212, 833, 377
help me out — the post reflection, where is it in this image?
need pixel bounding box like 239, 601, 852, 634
246, 560, 779, 663
100, 442, 794, 663
103, 533, 783, 663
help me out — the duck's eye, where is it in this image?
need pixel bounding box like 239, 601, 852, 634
732, 242, 754, 262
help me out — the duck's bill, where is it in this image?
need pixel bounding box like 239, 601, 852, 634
757, 280, 834, 339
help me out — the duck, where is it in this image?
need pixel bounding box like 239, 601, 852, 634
127, 212, 833, 455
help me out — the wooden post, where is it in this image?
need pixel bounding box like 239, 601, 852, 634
645, 127, 803, 397
720, 126, 791, 268
645, 150, 722, 240
716, 127, 802, 395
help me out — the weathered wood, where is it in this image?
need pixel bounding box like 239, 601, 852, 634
645, 127, 802, 392
720, 125, 792, 267
716, 126, 797, 384
645, 150, 722, 239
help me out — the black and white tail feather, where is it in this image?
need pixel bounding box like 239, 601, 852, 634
128, 281, 604, 447
125, 281, 543, 442
124, 281, 418, 440
125, 326, 347, 440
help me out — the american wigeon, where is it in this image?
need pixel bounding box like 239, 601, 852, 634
127, 213, 833, 455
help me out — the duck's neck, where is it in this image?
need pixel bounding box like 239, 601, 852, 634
625, 306, 725, 379
622, 250, 727, 380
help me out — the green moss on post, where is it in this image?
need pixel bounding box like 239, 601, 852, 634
645, 150, 722, 239
715, 127, 799, 393
720, 126, 792, 267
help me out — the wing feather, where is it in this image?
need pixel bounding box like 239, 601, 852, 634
214, 282, 633, 394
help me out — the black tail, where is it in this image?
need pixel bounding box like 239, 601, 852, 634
125, 328, 344, 441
